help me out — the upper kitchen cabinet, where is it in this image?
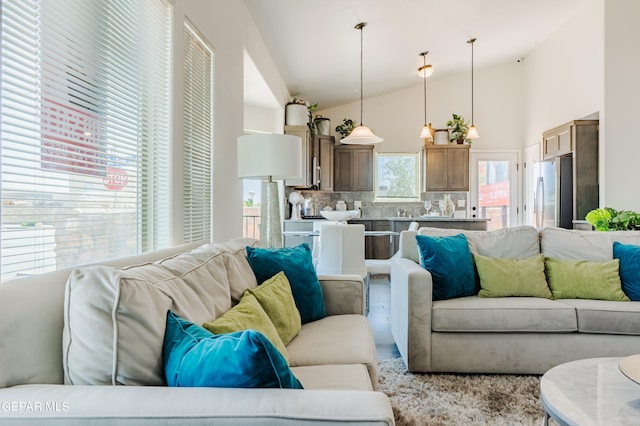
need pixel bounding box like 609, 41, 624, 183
542, 119, 599, 221
334, 145, 374, 192
284, 126, 334, 190
284, 125, 311, 187
313, 135, 334, 191
423, 144, 470, 192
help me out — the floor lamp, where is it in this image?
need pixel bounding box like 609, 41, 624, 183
237, 134, 302, 248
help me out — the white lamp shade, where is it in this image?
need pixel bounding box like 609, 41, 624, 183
467, 125, 479, 139
237, 134, 302, 179
420, 124, 433, 140
340, 125, 383, 144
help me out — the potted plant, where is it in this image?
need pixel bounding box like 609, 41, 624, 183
585, 207, 640, 231
285, 98, 318, 134
335, 118, 356, 140
446, 113, 471, 144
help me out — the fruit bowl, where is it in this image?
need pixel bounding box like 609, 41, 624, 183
320, 210, 360, 222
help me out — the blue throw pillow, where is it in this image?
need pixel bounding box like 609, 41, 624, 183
415, 234, 477, 300
163, 311, 303, 389
613, 242, 640, 301
246, 243, 325, 324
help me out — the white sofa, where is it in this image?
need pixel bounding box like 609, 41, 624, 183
391, 226, 640, 374
0, 238, 394, 425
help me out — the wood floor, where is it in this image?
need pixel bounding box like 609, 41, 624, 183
367, 275, 401, 360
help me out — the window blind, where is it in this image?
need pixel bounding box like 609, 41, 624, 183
1, 0, 172, 282
182, 21, 213, 243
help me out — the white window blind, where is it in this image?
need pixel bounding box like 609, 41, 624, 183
183, 21, 213, 243
1, 0, 172, 282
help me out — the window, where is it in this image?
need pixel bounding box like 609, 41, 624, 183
1, 0, 172, 282
183, 21, 214, 243
375, 153, 420, 201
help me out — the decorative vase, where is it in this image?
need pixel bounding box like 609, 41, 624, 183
443, 194, 455, 217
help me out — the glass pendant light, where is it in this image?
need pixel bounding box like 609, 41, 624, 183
341, 22, 383, 144
466, 38, 479, 140
418, 51, 433, 140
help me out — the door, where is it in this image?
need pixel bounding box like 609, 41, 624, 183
469, 151, 519, 231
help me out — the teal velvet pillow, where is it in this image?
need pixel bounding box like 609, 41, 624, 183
415, 234, 477, 300
163, 311, 303, 389
614, 242, 640, 301
246, 243, 325, 324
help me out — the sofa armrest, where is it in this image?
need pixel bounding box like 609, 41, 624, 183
390, 257, 433, 372
0, 385, 394, 425
318, 274, 365, 316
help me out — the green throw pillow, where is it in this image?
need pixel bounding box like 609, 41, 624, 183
247, 271, 301, 346
203, 292, 289, 362
544, 257, 629, 301
475, 253, 552, 298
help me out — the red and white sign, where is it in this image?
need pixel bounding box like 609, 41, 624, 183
103, 167, 128, 191
479, 181, 509, 207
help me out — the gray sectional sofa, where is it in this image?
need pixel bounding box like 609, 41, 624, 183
391, 226, 640, 374
0, 238, 393, 425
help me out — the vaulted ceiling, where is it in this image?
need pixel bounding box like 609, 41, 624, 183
244, 0, 588, 109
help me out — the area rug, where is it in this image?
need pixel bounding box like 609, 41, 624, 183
377, 358, 546, 426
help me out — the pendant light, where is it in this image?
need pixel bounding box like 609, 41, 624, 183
466, 38, 479, 140
341, 22, 383, 144
418, 51, 434, 140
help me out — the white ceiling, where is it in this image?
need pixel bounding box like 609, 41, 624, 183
244, 0, 588, 110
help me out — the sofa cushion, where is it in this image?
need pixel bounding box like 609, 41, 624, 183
418, 225, 540, 259
192, 238, 259, 304
558, 299, 640, 335
202, 291, 288, 362
614, 242, 640, 301
431, 296, 577, 333
475, 254, 552, 299
164, 311, 303, 389
545, 258, 629, 301
246, 271, 301, 345
246, 243, 325, 324
416, 234, 477, 301
286, 314, 378, 389
541, 227, 640, 261
291, 364, 373, 391
63, 249, 232, 386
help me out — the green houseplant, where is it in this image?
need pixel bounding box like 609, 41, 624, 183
446, 113, 470, 144
585, 207, 640, 231
335, 118, 356, 140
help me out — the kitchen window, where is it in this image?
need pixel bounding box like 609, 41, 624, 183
0, 0, 172, 282
375, 153, 420, 201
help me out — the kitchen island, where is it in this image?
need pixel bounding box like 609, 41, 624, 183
283, 217, 489, 258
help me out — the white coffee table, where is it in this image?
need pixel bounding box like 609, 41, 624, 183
540, 357, 640, 425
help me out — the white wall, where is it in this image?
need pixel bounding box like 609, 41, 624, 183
317, 60, 524, 154
522, 0, 604, 149
604, 0, 640, 211
172, 0, 288, 242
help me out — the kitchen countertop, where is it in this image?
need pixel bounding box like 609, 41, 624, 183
286, 217, 489, 222
385, 217, 489, 221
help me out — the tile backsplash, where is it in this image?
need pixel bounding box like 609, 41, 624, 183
285, 189, 469, 219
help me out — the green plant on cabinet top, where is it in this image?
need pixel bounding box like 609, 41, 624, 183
446, 113, 471, 144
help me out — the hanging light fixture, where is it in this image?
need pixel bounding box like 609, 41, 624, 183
418, 51, 434, 140
466, 37, 479, 140
341, 22, 383, 144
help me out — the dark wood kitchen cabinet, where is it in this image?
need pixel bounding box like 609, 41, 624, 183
422, 144, 469, 192
334, 145, 374, 191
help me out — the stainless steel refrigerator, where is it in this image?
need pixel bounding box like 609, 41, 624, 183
533, 155, 574, 229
